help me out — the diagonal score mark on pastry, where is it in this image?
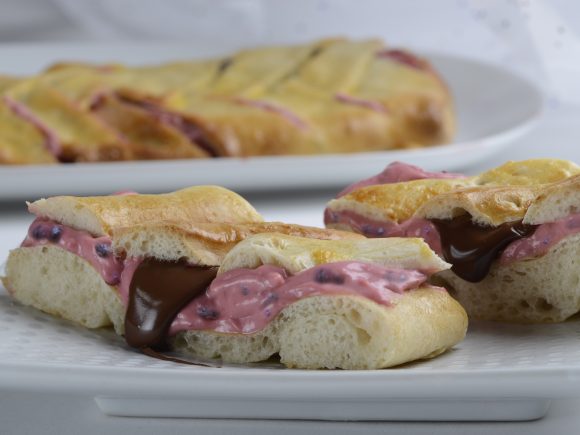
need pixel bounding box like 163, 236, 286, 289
2, 96, 61, 158
208, 39, 335, 97
325, 159, 580, 322
90, 91, 218, 159
2, 186, 466, 369
0, 99, 58, 164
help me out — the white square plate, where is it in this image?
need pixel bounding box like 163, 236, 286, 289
1, 288, 579, 422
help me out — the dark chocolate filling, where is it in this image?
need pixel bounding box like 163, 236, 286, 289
431, 214, 537, 283
125, 259, 218, 350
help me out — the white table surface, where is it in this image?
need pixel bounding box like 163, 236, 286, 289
1, 105, 580, 434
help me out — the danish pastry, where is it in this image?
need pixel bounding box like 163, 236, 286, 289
0, 38, 454, 164
325, 159, 580, 322
3, 186, 466, 369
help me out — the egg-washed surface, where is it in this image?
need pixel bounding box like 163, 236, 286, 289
0, 38, 454, 164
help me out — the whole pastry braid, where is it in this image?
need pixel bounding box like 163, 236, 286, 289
2, 186, 467, 369
0, 38, 454, 164
325, 159, 580, 323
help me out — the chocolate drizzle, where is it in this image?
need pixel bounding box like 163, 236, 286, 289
431, 214, 537, 283
141, 347, 214, 367
125, 259, 218, 350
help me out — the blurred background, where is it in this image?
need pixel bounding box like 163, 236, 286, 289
1, 0, 579, 107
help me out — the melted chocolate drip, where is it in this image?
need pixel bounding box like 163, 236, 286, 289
125, 259, 218, 350
141, 347, 214, 367
431, 214, 537, 283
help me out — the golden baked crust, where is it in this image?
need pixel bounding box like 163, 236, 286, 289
220, 233, 450, 275
0, 38, 455, 163
161, 39, 454, 156
327, 159, 580, 227
476, 159, 580, 186
416, 185, 540, 226
328, 178, 471, 223
28, 185, 264, 237
113, 221, 364, 265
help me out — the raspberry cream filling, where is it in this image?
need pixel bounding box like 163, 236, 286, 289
325, 209, 441, 252
20, 218, 433, 337
22, 218, 123, 285
168, 261, 429, 335
325, 209, 580, 267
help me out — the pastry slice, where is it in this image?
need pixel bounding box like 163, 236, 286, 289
1, 185, 357, 349
325, 159, 580, 322
2, 186, 466, 369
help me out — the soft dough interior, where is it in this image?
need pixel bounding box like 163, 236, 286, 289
176, 289, 467, 369
3, 245, 125, 333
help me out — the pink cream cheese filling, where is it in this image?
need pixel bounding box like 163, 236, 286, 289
169, 261, 429, 335
325, 209, 442, 253
326, 209, 580, 267
500, 213, 580, 264
336, 161, 466, 197
21, 218, 124, 285
19, 219, 432, 335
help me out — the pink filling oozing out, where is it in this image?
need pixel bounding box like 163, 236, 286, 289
2, 96, 61, 157
170, 261, 429, 335
326, 209, 580, 267
336, 161, 466, 197
500, 213, 580, 264
21, 218, 124, 285
324, 209, 442, 255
